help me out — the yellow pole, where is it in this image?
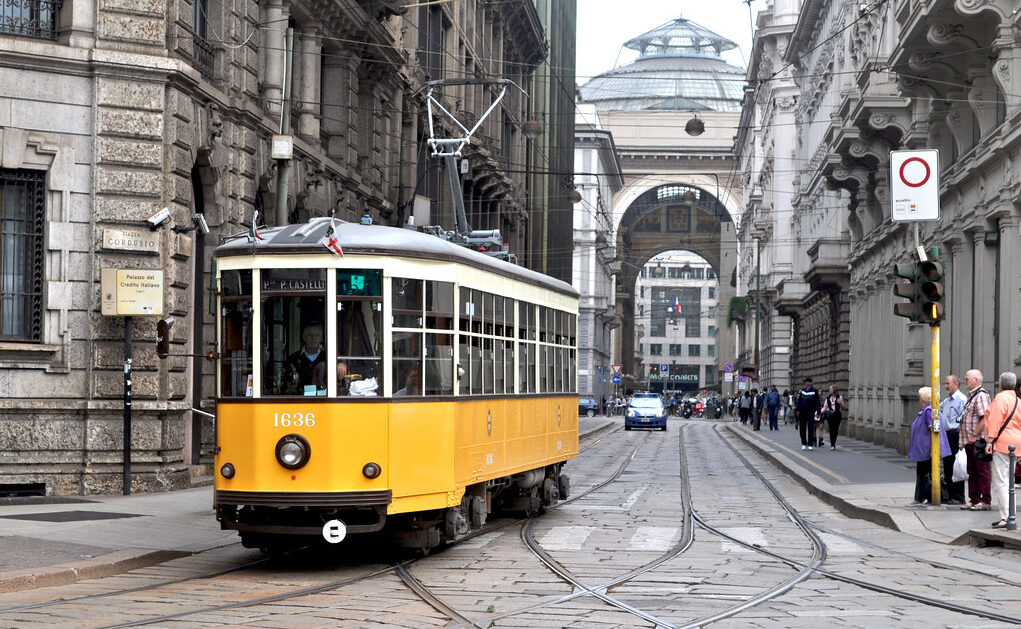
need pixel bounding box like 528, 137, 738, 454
930, 313, 941, 505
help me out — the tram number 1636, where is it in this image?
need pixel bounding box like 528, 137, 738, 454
273, 412, 316, 428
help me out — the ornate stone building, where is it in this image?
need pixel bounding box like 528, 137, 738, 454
572, 104, 623, 400
579, 18, 744, 389
0, 0, 575, 494
738, 0, 1021, 449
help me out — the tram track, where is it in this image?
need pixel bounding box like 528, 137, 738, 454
702, 424, 1021, 626
0, 422, 629, 628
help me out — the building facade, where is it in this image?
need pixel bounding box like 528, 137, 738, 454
737, 0, 1021, 450
0, 0, 576, 495
634, 254, 720, 393
572, 104, 623, 400
578, 17, 744, 390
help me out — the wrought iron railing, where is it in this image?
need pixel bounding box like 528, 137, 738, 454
193, 34, 215, 79
1, 0, 61, 39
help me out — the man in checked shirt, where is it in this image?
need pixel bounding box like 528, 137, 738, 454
959, 369, 992, 510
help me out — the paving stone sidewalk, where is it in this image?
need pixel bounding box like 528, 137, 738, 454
725, 420, 1021, 548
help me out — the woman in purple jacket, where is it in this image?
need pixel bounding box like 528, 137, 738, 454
909, 386, 950, 505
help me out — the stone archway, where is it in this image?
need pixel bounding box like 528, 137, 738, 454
613, 183, 738, 384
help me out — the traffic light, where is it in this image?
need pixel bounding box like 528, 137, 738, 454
918, 248, 944, 324
892, 262, 920, 321
156, 317, 174, 359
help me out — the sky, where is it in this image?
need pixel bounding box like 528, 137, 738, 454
575, 0, 768, 82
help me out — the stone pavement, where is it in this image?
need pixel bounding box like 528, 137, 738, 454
0, 416, 617, 594
725, 418, 1021, 549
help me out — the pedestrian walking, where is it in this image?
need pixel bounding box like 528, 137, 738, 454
750, 389, 762, 430
765, 385, 781, 431
982, 372, 1021, 529
939, 374, 967, 504
959, 369, 992, 510
795, 377, 821, 450
781, 389, 791, 425
908, 387, 950, 506
820, 385, 847, 449
739, 391, 752, 424
668, 394, 677, 417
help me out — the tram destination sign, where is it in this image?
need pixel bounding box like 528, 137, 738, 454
101, 268, 164, 316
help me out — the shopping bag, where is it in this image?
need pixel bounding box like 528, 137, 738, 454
952, 449, 969, 483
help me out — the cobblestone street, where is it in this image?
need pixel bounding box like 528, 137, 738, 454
1, 419, 1018, 628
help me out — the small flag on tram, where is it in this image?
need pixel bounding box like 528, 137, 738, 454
322, 217, 344, 256
249, 210, 264, 242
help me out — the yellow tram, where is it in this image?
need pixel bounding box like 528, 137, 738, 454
213, 218, 579, 549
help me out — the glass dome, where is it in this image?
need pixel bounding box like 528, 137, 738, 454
579, 17, 746, 113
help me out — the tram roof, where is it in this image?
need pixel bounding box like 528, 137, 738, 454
215, 218, 579, 298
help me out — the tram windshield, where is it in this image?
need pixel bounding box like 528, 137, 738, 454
262, 269, 327, 396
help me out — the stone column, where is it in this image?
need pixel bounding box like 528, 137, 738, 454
971, 229, 996, 381
995, 212, 1018, 371
262, 0, 285, 119
297, 26, 322, 141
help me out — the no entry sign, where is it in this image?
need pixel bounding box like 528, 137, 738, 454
890, 150, 940, 221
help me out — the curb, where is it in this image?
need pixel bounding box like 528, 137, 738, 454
724, 423, 903, 532
0, 549, 190, 594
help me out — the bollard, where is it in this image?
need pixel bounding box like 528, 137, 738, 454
1009, 445, 1017, 532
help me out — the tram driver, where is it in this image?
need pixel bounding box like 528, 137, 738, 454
287, 323, 326, 395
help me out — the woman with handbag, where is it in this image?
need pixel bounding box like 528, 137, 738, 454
982, 372, 1021, 529
821, 385, 847, 450
908, 387, 950, 506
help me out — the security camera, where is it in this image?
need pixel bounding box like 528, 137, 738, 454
147, 207, 171, 230
195, 214, 210, 235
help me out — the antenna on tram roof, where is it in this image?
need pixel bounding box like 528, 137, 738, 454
415, 78, 526, 264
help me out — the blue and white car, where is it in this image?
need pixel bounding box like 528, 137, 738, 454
625, 396, 667, 431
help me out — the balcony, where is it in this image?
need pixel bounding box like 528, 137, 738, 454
193, 34, 216, 80
1, 0, 61, 39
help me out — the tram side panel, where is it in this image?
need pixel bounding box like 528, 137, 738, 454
387, 400, 457, 514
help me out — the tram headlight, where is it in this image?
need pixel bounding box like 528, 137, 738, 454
275, 434, 310, 470
362, 462, 382, 479
220, 462, 236, 479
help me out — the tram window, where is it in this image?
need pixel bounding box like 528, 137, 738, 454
492, 295, 504, 337
425, 333, 454, 395
523, 343, 536, 393
458, 334, 470, 395
504, 298, 515, 336
337, 298, 383, 396
504, 339, 514, 393
261, 269, 327, 397
220, 270, 252, 398
483, 337, 494, 394
538, 307, 549, 343
569, 348, 577, 392
425, 281, 453, 329
569, 314, 577, 346
493, 337, 504, 393
539, 345, 548, 392
483, 292, 495, 335
555, 346, 564, 392
518, 302, 535, 340
555, 310, 566, 345
470, 336, 482, 394
392, 278, 423, 328
459, 289, 473, 333
393, 331, 422, 396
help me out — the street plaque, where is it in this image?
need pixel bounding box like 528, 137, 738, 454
101, 269, 165, 316
102, 228, 159, 254
890, 150, 940, 221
